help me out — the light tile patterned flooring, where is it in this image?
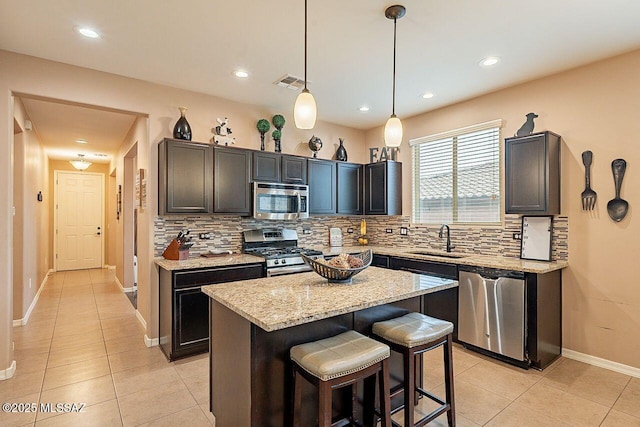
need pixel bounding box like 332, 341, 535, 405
1, 268, 639, 426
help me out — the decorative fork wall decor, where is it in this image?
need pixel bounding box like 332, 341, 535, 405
581, 150, 597, 210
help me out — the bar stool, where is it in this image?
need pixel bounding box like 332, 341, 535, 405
372, 313, 455, 427
290, 330, 392, 427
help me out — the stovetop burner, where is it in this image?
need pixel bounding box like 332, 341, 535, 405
245, 246, 323, 259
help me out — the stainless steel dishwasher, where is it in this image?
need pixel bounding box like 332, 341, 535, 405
458, 266, 526, 362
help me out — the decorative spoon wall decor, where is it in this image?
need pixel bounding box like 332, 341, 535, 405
581, 150, 597, 210
606, 158, 628, 222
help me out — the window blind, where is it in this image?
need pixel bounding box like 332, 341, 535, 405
411, 120, 502, 224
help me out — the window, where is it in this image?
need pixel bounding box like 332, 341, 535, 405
410, 120, 503, 224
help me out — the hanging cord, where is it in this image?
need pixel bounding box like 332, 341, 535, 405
391, 16, 397, 117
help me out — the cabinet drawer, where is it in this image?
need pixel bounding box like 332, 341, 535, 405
173, 264, 264, 288
389, 257, 457, 280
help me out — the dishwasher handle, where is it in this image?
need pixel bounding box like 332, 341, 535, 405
458, 265, 525, 280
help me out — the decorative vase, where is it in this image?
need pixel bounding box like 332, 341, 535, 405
260, 134, 266, 151
173, 107, 192, 141
336, 138, 348, 161
274, 139, 282, 153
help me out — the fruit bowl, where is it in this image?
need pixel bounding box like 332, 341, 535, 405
301, 249, 372, 284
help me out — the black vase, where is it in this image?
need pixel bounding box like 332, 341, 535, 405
173, 107, 192, 141
336, 138, 348, 161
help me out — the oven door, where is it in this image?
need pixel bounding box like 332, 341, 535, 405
253, 182, 308, 220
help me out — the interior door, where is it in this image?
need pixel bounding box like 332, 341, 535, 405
56, 171, 104, 271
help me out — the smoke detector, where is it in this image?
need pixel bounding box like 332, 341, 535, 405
273, 74, 309, 91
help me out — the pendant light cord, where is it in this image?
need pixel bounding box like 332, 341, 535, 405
304, 0, 308, 91
392, 16, 397, 117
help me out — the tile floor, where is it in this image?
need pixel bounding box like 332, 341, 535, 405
1, 268, 639, 426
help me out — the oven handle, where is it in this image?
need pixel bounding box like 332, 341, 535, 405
266, 265, 311, 277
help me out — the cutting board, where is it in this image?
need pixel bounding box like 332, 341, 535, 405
520, 216, 553, 261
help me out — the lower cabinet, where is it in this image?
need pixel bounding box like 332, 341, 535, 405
159, 263, 264, 361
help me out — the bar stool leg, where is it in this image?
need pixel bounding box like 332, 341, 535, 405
404, 347, 415, 427
292, 365, 302, 427
318, 381, 332, 427
379, 359, 391, 427
363, 374, 376, 426
444, 335, 456, 427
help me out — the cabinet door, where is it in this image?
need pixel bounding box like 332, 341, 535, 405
174, 286, 209, 356
282, 155, 308, 184
308, 159, 337, 214
213, 147, 252, 215
159, 139, 212, 214
337, 162, 363, 215
365, 161, 402, 215
371, 254, 390, 268
253, 152, 281, 182
505, 131, 560, 214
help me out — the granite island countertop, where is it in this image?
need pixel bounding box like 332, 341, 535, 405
321, 245, 568, 274
154, 253, 264, 271
202, 267, 456, 332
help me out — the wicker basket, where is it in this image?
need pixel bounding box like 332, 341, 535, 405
302, 249, 372, 284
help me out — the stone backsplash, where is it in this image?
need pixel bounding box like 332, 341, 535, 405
154, 214, 568, 261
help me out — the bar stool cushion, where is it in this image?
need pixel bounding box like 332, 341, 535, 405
291, 330, 390, 381
373, 312, 453, 348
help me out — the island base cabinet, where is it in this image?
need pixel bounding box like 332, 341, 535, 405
209, 297, 423, 427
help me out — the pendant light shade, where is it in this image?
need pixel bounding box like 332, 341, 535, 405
294, 89, 317, 129
294, 0, 317, 129
70, 154, 92, 171
384, 5, 406, 148
384, 115, 403, 147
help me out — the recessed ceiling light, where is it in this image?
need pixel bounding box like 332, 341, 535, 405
359, 106, 370, 112
422, 92, 434, 99
75, 139, 88, 144
234, 70, 249, 78
77, 27, 100, 39
480, 56, 500, 67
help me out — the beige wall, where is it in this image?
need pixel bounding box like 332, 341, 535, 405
366, 49, 640, 369
12, 98, 50, 321
0, 49, 366, 368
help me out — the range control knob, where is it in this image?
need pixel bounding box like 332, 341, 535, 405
281, 258, 287, 264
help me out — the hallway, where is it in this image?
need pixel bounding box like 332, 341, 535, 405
1, 269, 213, 427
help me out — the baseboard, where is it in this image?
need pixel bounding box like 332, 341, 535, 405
122, 286, 135, 293
144, 335, 159, 348
135, 310, 147, 330
0, 360, 16, 381
105, 264, 116, 270
562, 348, 640, 378
12, 269, 53, 327
114, 276, 124, 292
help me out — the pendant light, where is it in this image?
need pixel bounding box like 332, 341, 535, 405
294, 0, 317, 129
70, 154, 92, 171
384, 5, 406, 147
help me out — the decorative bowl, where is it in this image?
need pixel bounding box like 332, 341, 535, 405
301, 249, 372, 284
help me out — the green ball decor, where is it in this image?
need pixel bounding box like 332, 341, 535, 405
272, 114, 286, 130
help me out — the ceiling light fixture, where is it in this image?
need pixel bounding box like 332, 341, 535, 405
293, 0, 317, 129
422, 92, 434, 99
75, 139, 88, 144
234, 70, 249, 78
384, 5, 406, 148
480, 56, 500, 67
70, 154, 92, 171
359, 106, 370, 112
77, 27, 100, 39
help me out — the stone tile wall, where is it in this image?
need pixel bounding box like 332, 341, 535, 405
154, 214, 568, 261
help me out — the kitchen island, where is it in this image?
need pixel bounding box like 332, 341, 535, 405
202, 267, 457, 427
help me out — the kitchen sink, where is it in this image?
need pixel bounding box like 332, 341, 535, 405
409, 251, 468, 259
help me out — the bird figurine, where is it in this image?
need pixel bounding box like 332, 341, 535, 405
516, 112, 538, 137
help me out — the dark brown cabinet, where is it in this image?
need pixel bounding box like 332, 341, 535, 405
281, 155, 307, 184
505, 131, 561, 214
337, 162, 363, 215
213, 147, 252, 215
159, 263, 264, 361
159, 139, 212, 214
252, 152, 280, 182
308, 159, 337, 214
365, 161, 402, 215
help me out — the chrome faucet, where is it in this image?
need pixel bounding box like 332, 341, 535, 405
439, 224, 454, 252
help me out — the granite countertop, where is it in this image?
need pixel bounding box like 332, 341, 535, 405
202, 267, 457, 332
154, 253, 264, 271
322, 245, 568, 274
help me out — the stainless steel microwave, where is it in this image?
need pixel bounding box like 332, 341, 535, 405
253, 182, 309, 220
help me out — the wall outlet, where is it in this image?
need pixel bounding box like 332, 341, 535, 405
302, 229, 311, 234
400, 227, 408, 236
29, 278, 32, 289
347, 228, 354, 234
386, 228, 393, 234
513, 232, 522, 240
199, 233, 212, 240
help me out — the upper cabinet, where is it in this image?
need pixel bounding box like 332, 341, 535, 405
213, 147, 252, 215
252, 152, 307, 184
308, 159, 337, 215
337, 162, 363, 215
505, 131, 561, 215
159, 139, 212, 215
365, 161, 402, 215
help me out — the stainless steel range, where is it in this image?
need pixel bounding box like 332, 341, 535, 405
243, 228, 323, 277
